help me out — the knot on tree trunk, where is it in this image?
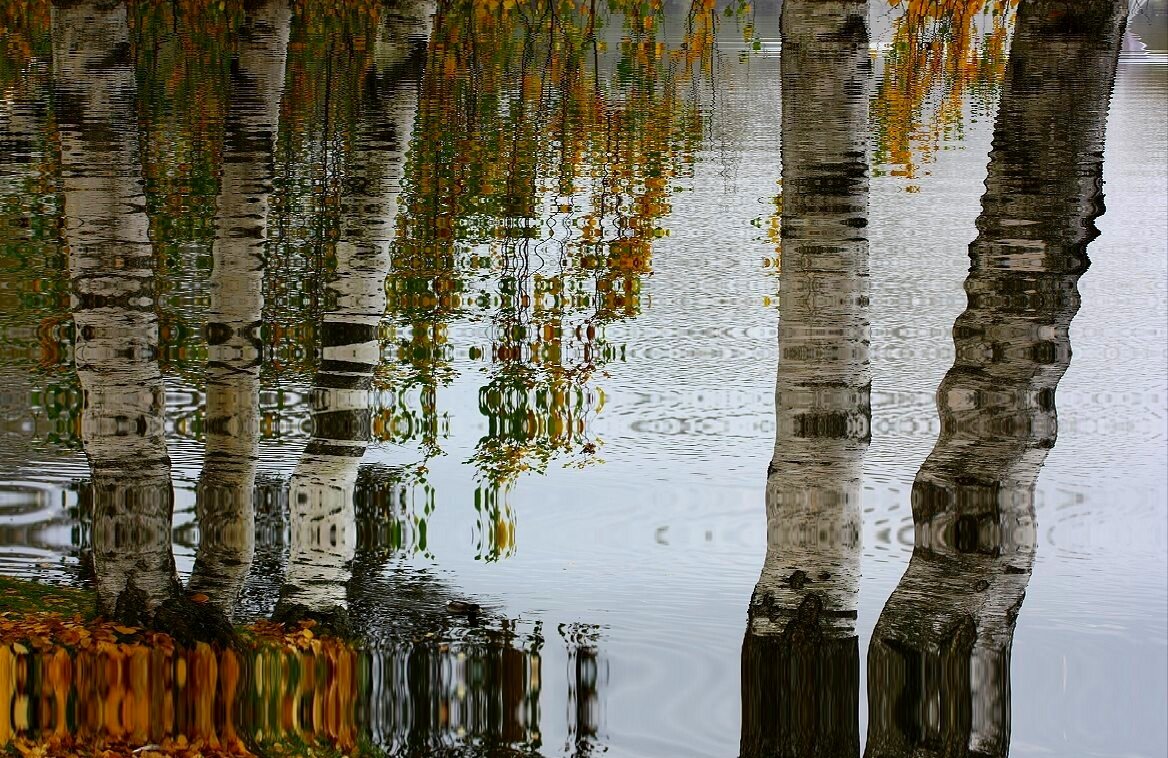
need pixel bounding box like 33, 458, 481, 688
781, 592, 827, 648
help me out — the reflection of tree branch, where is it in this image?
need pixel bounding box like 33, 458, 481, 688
872, 0, 1017, 180
394, 0, 712, 485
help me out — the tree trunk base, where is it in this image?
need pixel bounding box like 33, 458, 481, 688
108, 580, 235, 647
271, 600, 355, 640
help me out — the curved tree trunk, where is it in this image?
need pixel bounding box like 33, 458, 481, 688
55, 1, 228, 642
864, 3, 1127, 756
275, 9, 429, 635
188, 0, 290, 618
741, 1, 871, 755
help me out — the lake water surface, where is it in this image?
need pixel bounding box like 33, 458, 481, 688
0, 0, 1165, 755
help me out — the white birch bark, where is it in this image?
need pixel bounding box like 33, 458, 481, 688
865, 3, 1128, 756
741, 1, 871, 755
54, 0, 181, 621
276, 11, 428, 629
753, 0, 872, 638
188, 0, 291, 616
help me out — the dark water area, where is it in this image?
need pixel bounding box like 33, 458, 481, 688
0, 0, 1165, 755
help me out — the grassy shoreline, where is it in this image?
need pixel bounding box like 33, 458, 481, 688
0, 576, 94, 620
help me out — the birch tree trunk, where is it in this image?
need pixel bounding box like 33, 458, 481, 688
865, 3, 1127, 756
188, 0, 290, 619
54, 0, 227, 641
274, 8, 429, 635
741, 1, 871, 755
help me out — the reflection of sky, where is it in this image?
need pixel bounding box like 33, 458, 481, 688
1128, 0, 1168, 54
0, 6, 1164, 757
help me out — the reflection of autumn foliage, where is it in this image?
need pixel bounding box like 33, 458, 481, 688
0, 616, 357, 756
132, 1, 236, 382
354, 465, 436, 557
0, 610, 545, 757
392, 0, 710, 485
473, 484, 516, 560
0, 1, 76, 445
873, 0, 1016, 180
758, 182, 782, 307
117, 0, 398, 389
1, 0, 719, 493
0, 0, 51, 94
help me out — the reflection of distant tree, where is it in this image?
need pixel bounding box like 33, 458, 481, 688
741, 0, 871, 754
349, 568, 578, 754
190, 0, 290, 617
865, 2, 1128, 756
363, 623, 545, 754
562, 622, 606, 757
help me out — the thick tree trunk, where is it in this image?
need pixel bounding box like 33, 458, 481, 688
274, 11, 428, 635
188, 0, 290, 618
56, 0, 175, 624
741, 2, 871, 755
55, 1, 230, 642
864, 3, 1127, 756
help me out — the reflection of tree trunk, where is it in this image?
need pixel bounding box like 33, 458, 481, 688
55, 2, 229, 641
55, 1, 176, 626
568, 642, 604, 756
364, 622, 542, 752
865, 3, 1127, 756
188, 0, 290, 618
741, 1, 870, 755
275, 17, 425, 634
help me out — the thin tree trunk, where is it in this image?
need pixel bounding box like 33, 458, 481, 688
741, 1, 871, 755
864, 3, 1127, 756
274, 10, 428, 634
188, 0, 290, 618
54, 0, 228, 642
